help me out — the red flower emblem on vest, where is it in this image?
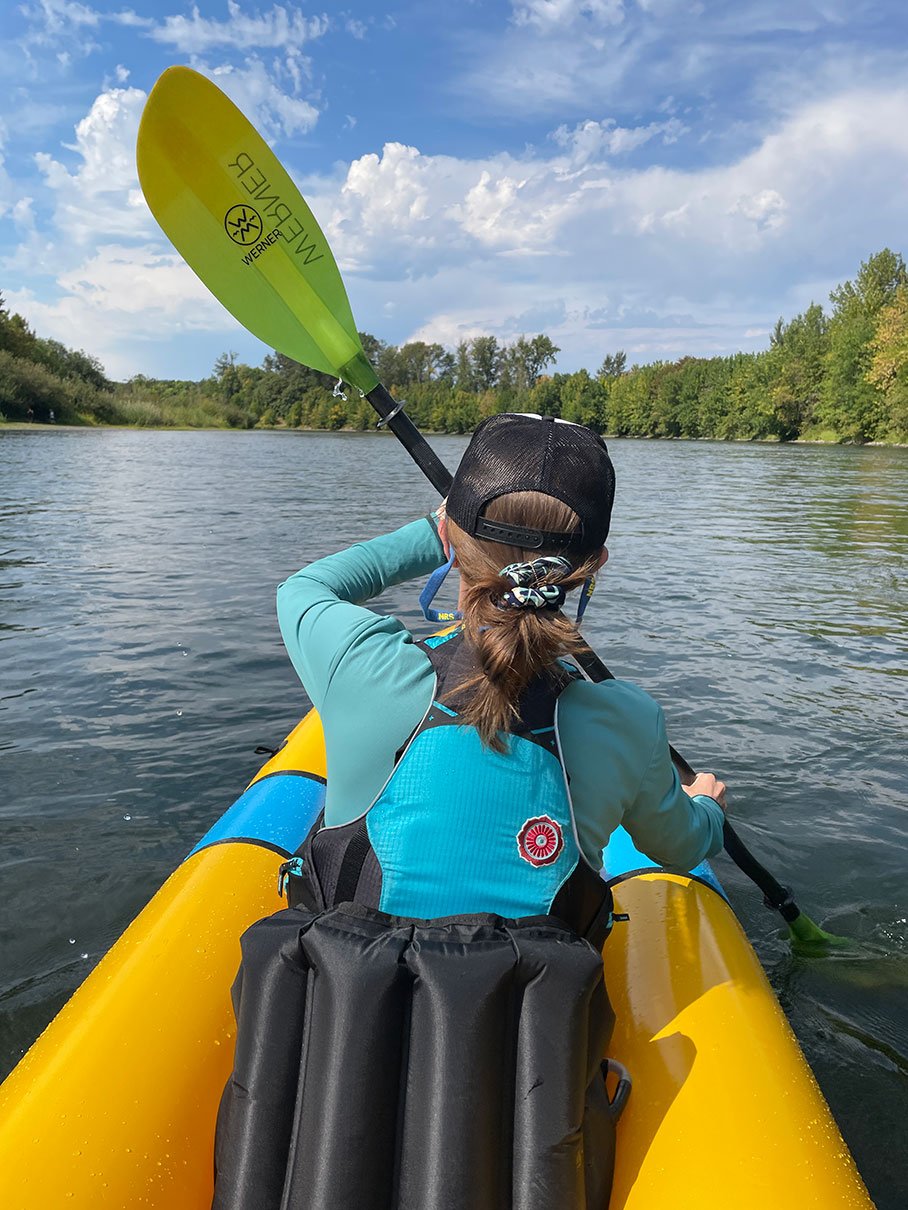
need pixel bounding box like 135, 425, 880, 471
516, 816, 564, 867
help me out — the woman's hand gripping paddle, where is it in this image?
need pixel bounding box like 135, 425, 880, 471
138, 66, 845, 949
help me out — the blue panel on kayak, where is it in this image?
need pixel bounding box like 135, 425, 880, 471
603, 826, 726, 899
187, 772, 327, 859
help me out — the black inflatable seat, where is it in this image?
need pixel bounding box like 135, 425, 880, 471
213, 902, 617, 1210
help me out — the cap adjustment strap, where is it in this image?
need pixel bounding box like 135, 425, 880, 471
474, 517, 586, 551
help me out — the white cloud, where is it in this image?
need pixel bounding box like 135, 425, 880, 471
6, 246, 235, 376
208, 59, 320, 139
34, 86, 150, 245
18, 0, 152, 51
322, 143, 478, 272
59, 245, 214, 316
730, 188, 786, 231
148, 2, 329, 52
0, 119, 12, 219
22, 0, 102, 35
513, 0, 626, 27
467, 0, 874, 121
111, 9, 153, 28
12, 196, 36, 228
551, 117, 689, 162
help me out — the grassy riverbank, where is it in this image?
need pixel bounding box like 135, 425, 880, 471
4, 248, 908, 444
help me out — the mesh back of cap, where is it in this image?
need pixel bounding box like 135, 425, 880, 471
447, 414, 615, 553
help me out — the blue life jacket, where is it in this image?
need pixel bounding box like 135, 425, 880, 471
291, 629, 614, 945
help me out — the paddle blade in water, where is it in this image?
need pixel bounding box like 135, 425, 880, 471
787, 913, 850, 949
137, 66, 378, 395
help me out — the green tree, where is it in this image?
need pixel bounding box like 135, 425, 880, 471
528, 373, 565, 418
560, 370, 607, 428
504, 334, 560, 391
696, 356, 735, 437
469, 335, 501, 391
260, 350, 333, 418
358, 331, 386, 369
214, 351, 241, 398
597, 350, 626, 379
721, 352, 775, 439
393, 341, 452, 385
766, 303, 828, 440
820, 249, 908, 441
453, 340, 475, 391
446, 391, 482, 433
0, 297, 38, 361
866, 284, 908, 441
605, 363, 654, 435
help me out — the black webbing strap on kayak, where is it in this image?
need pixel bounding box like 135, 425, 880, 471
334, 820, 372, 904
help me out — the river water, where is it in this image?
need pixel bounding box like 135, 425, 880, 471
1, 428, 906, 1205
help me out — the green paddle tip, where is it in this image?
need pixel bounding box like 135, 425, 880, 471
787, 912, 851, 950
339, 349, 380, 397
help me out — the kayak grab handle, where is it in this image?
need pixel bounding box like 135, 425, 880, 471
603, 1058, 632, 1121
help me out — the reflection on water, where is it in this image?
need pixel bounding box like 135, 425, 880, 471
1, 429, 906, 1206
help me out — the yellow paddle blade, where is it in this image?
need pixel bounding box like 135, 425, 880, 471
137, 66, 378, 395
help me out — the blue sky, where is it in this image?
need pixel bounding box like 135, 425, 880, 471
2, 0, 908, 380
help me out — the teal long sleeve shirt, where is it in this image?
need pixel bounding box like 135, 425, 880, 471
277, 516, 724, 871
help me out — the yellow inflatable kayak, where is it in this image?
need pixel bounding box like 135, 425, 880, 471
0, 709, 873, 1208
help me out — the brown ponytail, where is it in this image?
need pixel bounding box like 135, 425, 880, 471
446, 491, 603, 753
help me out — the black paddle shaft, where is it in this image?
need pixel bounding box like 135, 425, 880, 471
366, 384, 453, 496
363, 386, 803, 923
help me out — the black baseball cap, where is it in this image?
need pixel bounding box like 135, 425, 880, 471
446, 413, 615, 556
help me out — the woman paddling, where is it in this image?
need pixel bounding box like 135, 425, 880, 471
213, 413, 727, 1210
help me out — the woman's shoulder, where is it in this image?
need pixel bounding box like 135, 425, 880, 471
559, 675, 662, 738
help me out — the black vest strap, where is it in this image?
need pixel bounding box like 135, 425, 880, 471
550, 859, 615, 951
421, 630, 579, 743
333, 820, 371, 904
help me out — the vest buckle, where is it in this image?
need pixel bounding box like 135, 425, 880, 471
278, 856, 306, 900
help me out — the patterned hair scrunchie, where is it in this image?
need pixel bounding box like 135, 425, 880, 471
495, 555, 572, 612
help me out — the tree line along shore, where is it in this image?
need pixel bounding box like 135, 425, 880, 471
3, 249, 908, 445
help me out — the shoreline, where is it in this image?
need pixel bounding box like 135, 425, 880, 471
2, 421, 905, 447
